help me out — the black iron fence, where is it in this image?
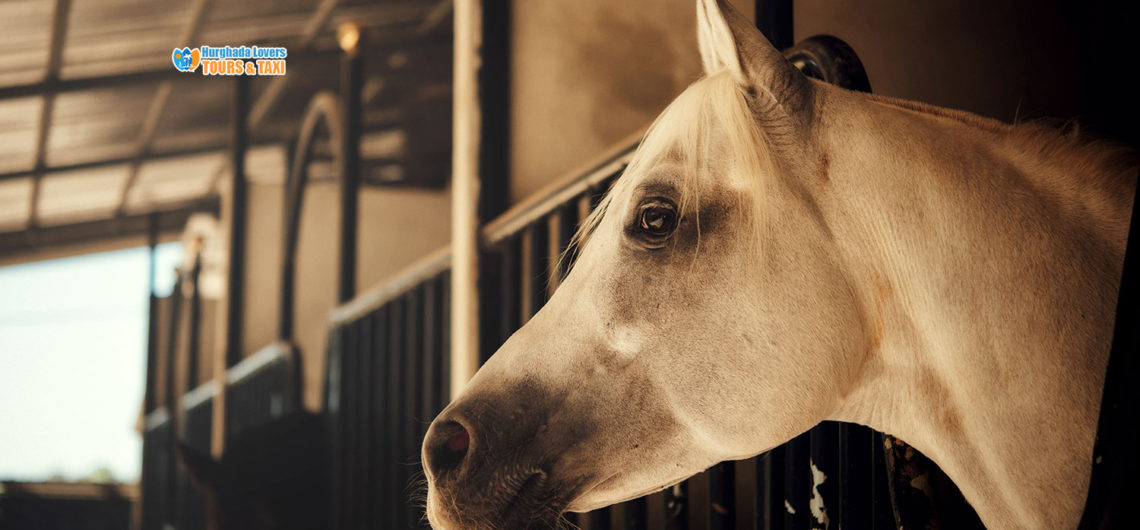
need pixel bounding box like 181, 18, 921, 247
139, 300, 305, 530
326, 250, 451, 529
140, 409, 174, 530
175, 382, 214, 530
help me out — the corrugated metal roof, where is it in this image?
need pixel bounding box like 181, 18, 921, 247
0, 0, 453, 258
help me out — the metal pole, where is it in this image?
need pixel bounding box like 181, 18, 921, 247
225, 74, 249, 368
186, 241, 202, 389
476, 0, 512, 365
139, 212, 159, 530
338, 24, 363, 304
143, 213, 159, 413
278, 137, 298, 342
163, 270, 184, 530
213, 73, 249, 457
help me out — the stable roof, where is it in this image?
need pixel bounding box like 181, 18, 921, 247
0, 0, 452, 261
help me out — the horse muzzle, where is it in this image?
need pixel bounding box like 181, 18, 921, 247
421, 382, 595, 529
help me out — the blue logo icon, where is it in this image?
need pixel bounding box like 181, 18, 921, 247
172, 47, 200, 72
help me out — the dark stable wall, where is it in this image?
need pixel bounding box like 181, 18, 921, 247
796, 0, 1140, 148
510, 0, 1139, 205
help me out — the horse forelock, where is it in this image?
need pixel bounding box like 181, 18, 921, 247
563, 71, 776, 269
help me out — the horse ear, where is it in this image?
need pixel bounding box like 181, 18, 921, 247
696, 0, 809, 110
176, 442, 219, 489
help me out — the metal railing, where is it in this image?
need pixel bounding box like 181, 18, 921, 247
326, 248, 452, 529
139, 291, 304, 530
224, 342, 302, 438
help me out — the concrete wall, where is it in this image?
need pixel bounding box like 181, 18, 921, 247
510, 0, 755, 204
233, 180, 450, 411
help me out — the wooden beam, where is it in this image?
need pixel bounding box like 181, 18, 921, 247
450, 0, 481, 398
0, 197, 218, 258
418, 0, 454, 34
245, 0, 341, 130
0, 139, 284, 182
26, 0, 73, 230
0, 69, 178, 100
115, 0, 212, 217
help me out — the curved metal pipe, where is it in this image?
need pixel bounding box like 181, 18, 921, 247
278, 91, 344, 342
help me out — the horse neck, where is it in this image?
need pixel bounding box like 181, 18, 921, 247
814, 90, 1134, 529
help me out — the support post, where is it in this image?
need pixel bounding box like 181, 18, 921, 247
338, 23, 363, 304
450, 0, 483, 399
451, 0, 512, 400
162, 271, 184, 528
138, 213, 159, 530
213, 74, 249, 457
225, 75, 249, 368
186, 240, 203, 389
143, 214, 159, 413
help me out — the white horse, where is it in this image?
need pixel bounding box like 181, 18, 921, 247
422, 1, 1137, 528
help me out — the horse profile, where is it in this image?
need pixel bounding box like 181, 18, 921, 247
421, 0, 1137, 528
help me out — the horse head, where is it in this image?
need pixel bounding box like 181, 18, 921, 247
422, 1, 868, 527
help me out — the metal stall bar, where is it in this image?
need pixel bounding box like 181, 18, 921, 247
174, 249, 205, 530
341, 313, 361, 528
809, 422, 840, 529
711, 463, 733, 528
186, 246, 203, 391
339, 24, 364, 304
688, 470, 713, 530
387, 297, 409, 528
213, 74, 250, 456
162, 272, 185, 530
177, 381, 215, 530
139, 215, 160, 529
279, 92, 343, 342
403, 290, 425, 526
144, 215, 159, 414
733, 457, 757, 529
327, 248, 452, 529
225, 76, 249, 368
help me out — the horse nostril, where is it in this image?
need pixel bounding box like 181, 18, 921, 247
426, 420, 471, 479
446, 428, 469, 452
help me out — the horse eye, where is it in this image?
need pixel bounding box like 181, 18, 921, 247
636, 201, 678, 237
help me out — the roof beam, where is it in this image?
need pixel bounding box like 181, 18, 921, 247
0, 139, 280, 182
27, 0, 73, 230
0, 113, 407, 183
246, 0, 453, 130
246, 0, 341, 130
0, 69, 179, 100
206, 0, 341, 193
115, 0, 213, 217
0, 197, 220, 259
418, 0, 454, 34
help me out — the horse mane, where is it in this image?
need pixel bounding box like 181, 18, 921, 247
866, 92, 1138, 195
